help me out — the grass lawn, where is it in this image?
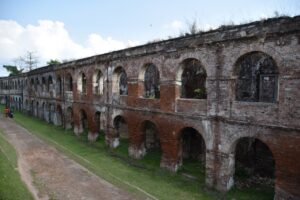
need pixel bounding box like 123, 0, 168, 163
2, 105, 274, 200
0, 129, 34, 200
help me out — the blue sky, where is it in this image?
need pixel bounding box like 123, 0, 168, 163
0, 0, 299, 76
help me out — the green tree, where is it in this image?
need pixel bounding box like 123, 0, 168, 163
3, 65, 24, 76
47, 59, 61, 65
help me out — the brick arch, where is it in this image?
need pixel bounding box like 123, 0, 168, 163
112, 66, 128, 95
113, 115, 129, 140
140, 120, 161, 150
56, 104, 63, 126
176, 58, 207, 99
226, 136, 275, 195
65, 106, 73, 130
234, 51, 278, 102
138, 63, 160, 98
229, 49, 283, 77
92, 69, 104, 95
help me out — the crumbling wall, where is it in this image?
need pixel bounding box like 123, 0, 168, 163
0, 16, 299, 200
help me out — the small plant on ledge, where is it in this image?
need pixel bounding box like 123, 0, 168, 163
194, 88, 207, 99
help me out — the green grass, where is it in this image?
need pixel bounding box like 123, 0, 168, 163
2, 104, 274, 200
0, 130, 34, 200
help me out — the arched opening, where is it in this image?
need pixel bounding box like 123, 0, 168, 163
36, 101, 39, 117
93, 70, 104, 95
66, 74, 73, 91
41, 102, 45, 120
113, 115, 128, 153
94, 111, 101, 133
114, 116, 128, 139
56, 76, 62, 95
65, 107, 73, 130
235, 52, 278, 102
141, 120, 160, 152
30, 78, 34, 89
42, 77, 46, 91
112, 67, 128, 95
25, 99, 28, 111
234, 137, 275, 193
77, 72, 87, 94
79, 109, 88, 131
48, 103, 54, 124
18, 97, 21, 110
142, 64, 160, 98
179, 58, 207, 99
35, 78, 39, 90
139, 120, 161, 165
56, 105, 63, 126
47, 76, 53, 92
30, 100, 34, 115
178, 127, 206, 178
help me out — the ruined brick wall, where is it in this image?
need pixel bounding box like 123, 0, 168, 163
0, 16, 299, 199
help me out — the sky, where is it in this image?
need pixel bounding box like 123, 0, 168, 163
0, 0, 299, 76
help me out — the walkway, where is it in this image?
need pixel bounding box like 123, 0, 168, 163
0, 114, 138, 200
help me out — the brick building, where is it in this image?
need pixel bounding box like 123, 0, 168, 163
1, 16, 300, 199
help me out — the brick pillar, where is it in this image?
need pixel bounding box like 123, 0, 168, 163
160, 83, 178, 112
211, 151, 235, 191
73, 108, 82, 135
105, 126, 120, 148
271, 135, 300, 200
127, 115, 146, 159
160, 138, 180, 172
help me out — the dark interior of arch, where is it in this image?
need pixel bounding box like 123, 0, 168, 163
95, 71, 102, 94
80, 110, 88, 129
57, 77, 62, 94
144, 64, 160, 98
119, 70, 128, 95
66, 75, 73, 91
180, 127, 206, 162
66, 107, 73, 128
82, 73, 87, 93
181, 59, 207, 99
236, 52, 278, 102
94, 112, 101, 132
56, 106, 63, 125
235, 138, 275, 187
143, 121, 160, 151
114, 116, 128, 138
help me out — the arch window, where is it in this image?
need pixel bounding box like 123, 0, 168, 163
143, 64, 160, 98
93, 70, 104, 95
180, 58, 207, 99
235, 52, 278, 102
112, 67, 128, 95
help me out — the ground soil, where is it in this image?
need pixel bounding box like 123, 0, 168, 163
0, 114, 138, 200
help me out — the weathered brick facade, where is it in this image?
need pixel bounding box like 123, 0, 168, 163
1, 16, 300, 199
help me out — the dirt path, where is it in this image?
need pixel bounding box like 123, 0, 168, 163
0, 114, 138, 200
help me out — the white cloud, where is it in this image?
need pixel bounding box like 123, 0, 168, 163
164, 20, 183, 30
0, 19, 140, 73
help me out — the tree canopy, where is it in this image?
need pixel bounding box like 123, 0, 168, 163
47, 59, 61, 65
3, 65, 24, 76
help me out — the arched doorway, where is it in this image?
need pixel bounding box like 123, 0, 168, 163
113, 115, 128, 151
65, 107, 73, 130
56, 105, 63, 126
94, 111, 101, 133
234, 137, 275, 195
79, 109, 88, 131
179, 58, 207, 99
178, 127, 206, 178
139, 120, 161, 166
114, 116, 128, 139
